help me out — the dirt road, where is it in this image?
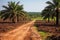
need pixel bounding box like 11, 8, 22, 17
0, 20, 41, 40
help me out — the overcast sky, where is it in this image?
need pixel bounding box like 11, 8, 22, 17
0, 0, 51, 12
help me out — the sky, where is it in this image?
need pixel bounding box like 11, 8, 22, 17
0, 0, 51, 12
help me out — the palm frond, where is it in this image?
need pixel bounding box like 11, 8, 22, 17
46, 1, 54, 5
2, 6, 9, 10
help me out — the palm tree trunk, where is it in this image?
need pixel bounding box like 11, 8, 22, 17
54, 17, 55, 21
17, 14, 19, 22
56, 7, 59, 26
48, 17, 49, 22
12, 18, 15, 23
14, 17, 17, 23
15, 14, 17, 23
48, 13, 50, 22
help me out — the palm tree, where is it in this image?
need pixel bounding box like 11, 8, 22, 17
0, 1, 26, 23
46, 0, 60, 26
41, 6, 52, 22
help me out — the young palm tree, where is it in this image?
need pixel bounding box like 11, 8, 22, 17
0, 1, 26, 23
46, 0, 60, 26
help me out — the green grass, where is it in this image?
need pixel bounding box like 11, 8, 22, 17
34, 26, 52, 40
38, 31, 53, 40
31, 16, 56, 22
34, 26, 48, 40
39, 31, 47, 37
39, 31, 48, 40
31, 17, 43, 20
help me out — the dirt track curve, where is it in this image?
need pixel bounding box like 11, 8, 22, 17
0, 20, 41, 40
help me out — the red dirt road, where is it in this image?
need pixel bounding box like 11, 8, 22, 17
0, 20, 41, 40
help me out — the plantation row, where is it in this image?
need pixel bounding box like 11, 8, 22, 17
34, 20, 60, 35
38, 26, 60, 34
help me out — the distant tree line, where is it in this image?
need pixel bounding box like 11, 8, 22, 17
28, 12, 41, 18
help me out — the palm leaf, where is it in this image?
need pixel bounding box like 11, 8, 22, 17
46, 1, 54, 5
2, 6, 9, 10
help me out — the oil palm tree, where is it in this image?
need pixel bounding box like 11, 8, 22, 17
45, 0, 60, 26
41, 6, 52, 22
0, 1, 26, 23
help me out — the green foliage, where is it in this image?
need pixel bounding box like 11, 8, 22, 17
0, 1, 28, 23
41, 0, 60, 23
39, 31, 50, 40
28, 12, 41, 20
